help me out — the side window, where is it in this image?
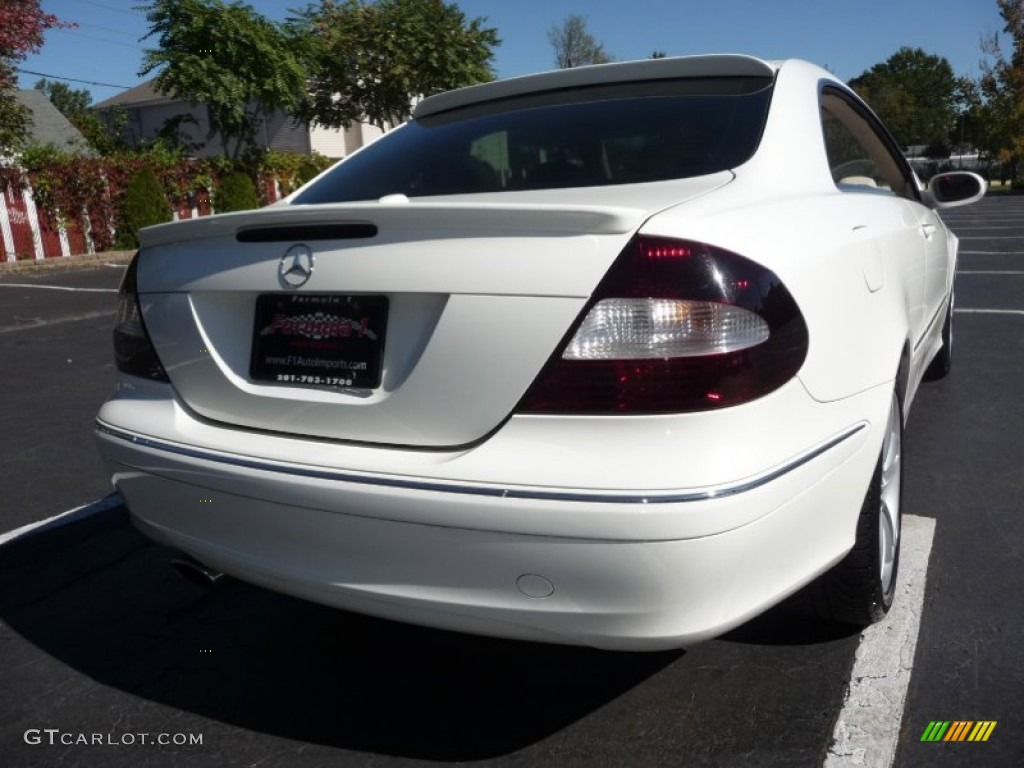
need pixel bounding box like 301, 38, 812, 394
820, 90, 919, 200
822, 111, 887, 189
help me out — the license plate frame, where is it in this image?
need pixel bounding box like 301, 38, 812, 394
250, 294, 388, 389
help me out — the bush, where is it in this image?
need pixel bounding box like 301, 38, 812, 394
216, 171, 259, 212
116, 167, 173, 249
295, 159, 323, 187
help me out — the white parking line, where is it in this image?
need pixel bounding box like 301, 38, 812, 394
955, 308, 1024, 316
949, 226, 1024, 231
0, 284, 117, 293
824, 514, 935, 768
960, 250, 1023, 254
0, 309, 116, 334
954, 274, 1024, 280
0, 493, 123, 547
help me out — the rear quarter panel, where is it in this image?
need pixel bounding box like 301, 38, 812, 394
643, 190, 921, 405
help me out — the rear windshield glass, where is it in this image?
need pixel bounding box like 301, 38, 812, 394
292, 76, 773, 204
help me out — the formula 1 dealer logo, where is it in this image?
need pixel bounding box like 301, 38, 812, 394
260, 311, 378, 341
251, 294, 388, 389
279, 244, 315, 288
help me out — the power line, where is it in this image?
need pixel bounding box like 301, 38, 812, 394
78, 22, 139, 38
16, 68, 133, 90
52, 28, 141, 50
75, 0, 143, 17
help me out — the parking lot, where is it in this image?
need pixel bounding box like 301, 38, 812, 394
1, 196, 1022, 768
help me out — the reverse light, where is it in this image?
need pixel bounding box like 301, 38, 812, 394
113, 253, 169, 382
563, 298, 769, 360
519, 236, 808, 414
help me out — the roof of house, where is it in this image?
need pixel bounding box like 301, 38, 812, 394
92, 78, 175, 110
14, 90, 94, 155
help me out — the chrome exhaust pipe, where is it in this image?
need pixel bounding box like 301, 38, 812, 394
170, 553, 225, 587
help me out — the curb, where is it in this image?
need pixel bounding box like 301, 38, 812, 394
0, 251, 136, 275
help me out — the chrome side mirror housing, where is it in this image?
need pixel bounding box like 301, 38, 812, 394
924, 171, 987, 209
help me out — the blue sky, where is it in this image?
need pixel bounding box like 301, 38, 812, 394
16, 0, 1009, 106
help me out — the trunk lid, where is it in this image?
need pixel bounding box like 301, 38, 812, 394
137, 178, 728, 447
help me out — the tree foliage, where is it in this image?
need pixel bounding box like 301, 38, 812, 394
0, 1, 69, 92
0, 146, 324, 255
32, 78, 127, 155
849, 47, 961, 150
216, 170, 259, 211
139, 0, 307, 160
117, 166, 173, 248
290, 0, 500, 130
977, 0, 1024, 170
0, 93, 30, 152
0, 0, 72, 151
548, 14, 612, 69
33, 78, 91, 118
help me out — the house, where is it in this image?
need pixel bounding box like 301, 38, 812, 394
13, 89, 94, 155
92, 78, 387, 160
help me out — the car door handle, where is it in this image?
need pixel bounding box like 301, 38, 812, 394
920, 223, 937, 240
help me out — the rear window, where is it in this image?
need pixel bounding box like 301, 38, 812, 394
292, 76, 773, 204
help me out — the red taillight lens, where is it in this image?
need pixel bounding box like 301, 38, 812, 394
518, 236, 808, 413
113, 253, 169, 382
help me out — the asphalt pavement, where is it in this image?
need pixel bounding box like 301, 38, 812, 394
0, 199, 1021, 767
0, 266, 122, 531
894, 196, 1024, 768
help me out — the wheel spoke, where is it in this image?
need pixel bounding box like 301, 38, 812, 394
878, 396, 902, 592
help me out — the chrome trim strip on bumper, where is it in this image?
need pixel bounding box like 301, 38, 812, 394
95, 421, 867, 505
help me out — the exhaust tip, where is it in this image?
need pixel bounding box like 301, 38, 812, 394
170, 554, 224, 588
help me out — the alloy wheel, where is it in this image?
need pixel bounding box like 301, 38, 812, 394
878, 394, 902, 595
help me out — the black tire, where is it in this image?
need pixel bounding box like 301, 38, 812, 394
923, 292, 953, 381
806, 391, 903, 626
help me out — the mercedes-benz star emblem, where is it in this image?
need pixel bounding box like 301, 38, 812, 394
279, 244, 315, 288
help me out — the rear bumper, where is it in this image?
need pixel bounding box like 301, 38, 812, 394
95, 381, 890, 650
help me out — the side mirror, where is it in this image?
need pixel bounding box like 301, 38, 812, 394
925, 171, 986, 209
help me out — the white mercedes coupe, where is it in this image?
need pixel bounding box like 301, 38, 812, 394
96, 55, 984, 650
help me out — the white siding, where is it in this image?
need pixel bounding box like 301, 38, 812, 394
131, 103, 213, 155
120, 98, 388, 159
265, 112, 311, 155
309, 123, 355, 159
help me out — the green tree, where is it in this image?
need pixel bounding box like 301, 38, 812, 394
849, 47, 961, 150
548, 14, 612, 69
291, 0, 499, 130
139, 0, 307, 160
33, 78, 91, 118
33, 78, 126, 155
0, 1, 72, 151
216, 170, 259, 211
117, 167, 173, 249
0, 93, 29, 152
977, 0, 1024, 173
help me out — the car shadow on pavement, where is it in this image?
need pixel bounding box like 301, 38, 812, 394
1, 501, 862, 762
0, 503, 684, 760
721, 605, 861, 646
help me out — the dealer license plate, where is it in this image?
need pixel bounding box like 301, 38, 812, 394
250, 294, 388, 389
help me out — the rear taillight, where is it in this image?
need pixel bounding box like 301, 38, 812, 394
518, 236, 808, 413
113, 253, 168, 382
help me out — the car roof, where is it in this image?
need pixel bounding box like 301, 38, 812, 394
414, 54, 779, 119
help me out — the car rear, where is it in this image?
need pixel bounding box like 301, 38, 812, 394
96, 55, 884, 649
